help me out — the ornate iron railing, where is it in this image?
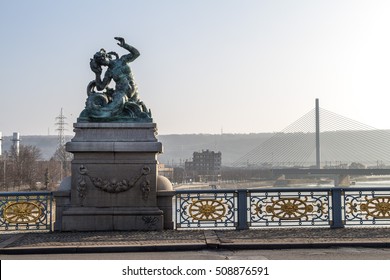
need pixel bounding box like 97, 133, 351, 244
343, 187, 390, 226
249, 188, 331, 227
175, 190, 238, 228
0, 192, 53, 231
174, 187, 390, 229
2, 186, 390, 231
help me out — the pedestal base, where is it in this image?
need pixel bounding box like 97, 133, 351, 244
55, 122, 166, 231
61, 207, 163, 231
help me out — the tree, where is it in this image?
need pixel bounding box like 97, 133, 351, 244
8, 145, 42, 190
51, 145, 72, 181
349, 162, 366, 169
44, 168, 50, 189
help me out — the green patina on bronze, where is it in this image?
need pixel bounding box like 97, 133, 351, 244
78, 37, 152, 122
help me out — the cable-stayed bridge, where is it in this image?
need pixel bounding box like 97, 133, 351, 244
234, 99, 390, 177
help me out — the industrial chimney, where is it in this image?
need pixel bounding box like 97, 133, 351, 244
12, 132, 20, 156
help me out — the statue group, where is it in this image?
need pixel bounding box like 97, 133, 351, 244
55, 37, 170, 231
79, 37, 152, 122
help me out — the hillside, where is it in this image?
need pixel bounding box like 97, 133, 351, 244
2, 130, 390, 167
157, 133, 272, 165
2, 135, 73, 160
1, 133, 269, 164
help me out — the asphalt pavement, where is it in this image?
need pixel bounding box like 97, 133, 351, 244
1, 227, 390, 255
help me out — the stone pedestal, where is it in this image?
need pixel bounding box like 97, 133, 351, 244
57, 122, 164, 231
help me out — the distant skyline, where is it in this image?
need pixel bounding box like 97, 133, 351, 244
1, 0, 390, 136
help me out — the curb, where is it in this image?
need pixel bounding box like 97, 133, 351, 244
0, 243, 208, 255
218, 241, 390, 250
2, 241, 390, 255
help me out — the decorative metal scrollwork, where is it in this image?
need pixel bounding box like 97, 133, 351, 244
360, 196, 390, 218
265, 198, 314, 220
189, 199, 226, 221
344, 191, 390, 225
175, 192, 237, 228
0, 193, 52, 231
250, 191, 330, 227
3, 202, 43, 224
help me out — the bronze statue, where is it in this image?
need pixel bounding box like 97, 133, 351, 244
79, 37, 151, 122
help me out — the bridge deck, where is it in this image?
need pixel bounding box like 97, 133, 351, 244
271, 168, 390, 175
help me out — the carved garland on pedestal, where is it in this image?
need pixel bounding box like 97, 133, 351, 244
77, 165, 151, 204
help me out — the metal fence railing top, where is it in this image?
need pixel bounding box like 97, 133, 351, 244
174, 187, 390, 230
0, 191, 53, 231
2, 186, 390, 231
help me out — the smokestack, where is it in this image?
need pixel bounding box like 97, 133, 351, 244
12, 132, 20, 156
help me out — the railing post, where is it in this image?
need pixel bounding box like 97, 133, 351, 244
49, 192, 53, 232
237, 189, 249, 230
331, 187, 344, 228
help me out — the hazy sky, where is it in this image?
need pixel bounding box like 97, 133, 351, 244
1, 0, 390, 136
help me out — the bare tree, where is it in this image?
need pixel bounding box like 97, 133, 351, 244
51, 145, 72, 181
7, 145, 42, 190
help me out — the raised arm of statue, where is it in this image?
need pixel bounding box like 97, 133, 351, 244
114, 37, 140, 63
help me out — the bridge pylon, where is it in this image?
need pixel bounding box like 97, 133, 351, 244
315, 98, 321, 169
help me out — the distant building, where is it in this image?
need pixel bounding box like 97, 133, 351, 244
158, 164, 174, 181
185, 150, 221, 182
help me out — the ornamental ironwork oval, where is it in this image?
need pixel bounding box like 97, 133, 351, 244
189, 199, 226, 221
360, 196, 390, 218
266, 198, 313, 220
3, 202, 43, 224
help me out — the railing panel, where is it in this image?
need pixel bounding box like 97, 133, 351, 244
248, 189, 332, 227
343, 188, 390, 226
175, 190, 238, 229
0, 192, 53, 231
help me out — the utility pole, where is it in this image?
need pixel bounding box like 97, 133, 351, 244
56, 108, 67, 148
55, 108, 68, 181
